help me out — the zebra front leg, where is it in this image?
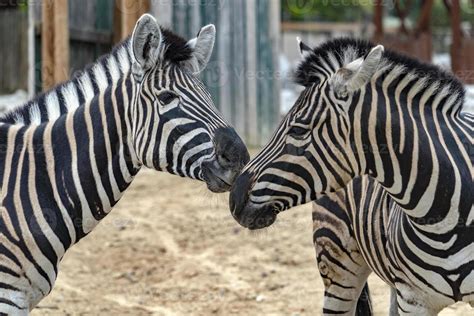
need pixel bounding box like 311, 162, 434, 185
0, 291, 29, 316
313, 201, 373, 315
0, 307, 29, 316
318, 254, 372, 316
389, 287, 400, 316
355, 282, 372, 315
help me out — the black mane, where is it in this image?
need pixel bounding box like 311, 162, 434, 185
294, 38, 465, 105
160, 27, 194, 63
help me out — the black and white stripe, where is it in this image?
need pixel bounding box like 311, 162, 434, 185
312, 176, 397, 315
0, 14, 248, 314
230, 38, 473, 315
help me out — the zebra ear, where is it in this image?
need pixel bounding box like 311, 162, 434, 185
131, 14, 162, 82
331, 45, 384, 97
183, 24, 216, 74
297, 37, 312, 59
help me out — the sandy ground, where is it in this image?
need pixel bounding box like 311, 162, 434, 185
31, 170, 472, 315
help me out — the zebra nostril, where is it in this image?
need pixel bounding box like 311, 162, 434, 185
217, 152, 232, 167
214, 127, 250, 169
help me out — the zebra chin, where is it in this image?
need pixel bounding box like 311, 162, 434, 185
233, 202, 278, 230
201, 156, 248, 193
229, 172, 279, 230
201, 162, 234, 193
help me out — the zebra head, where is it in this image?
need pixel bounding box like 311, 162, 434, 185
230, 39, 385, 228
129, 14, 249, 192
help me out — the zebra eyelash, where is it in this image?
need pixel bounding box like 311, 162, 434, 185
287, 124, 311, 141
157, 91, 179, 106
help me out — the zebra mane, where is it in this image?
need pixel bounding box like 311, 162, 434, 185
294, 38, 466, 109
0, 27, 193, 125
160, 27, 194, 63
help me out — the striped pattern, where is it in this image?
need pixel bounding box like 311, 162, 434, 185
231, 38, 473, 315
312, 177, 395, 315
0, 21, 246, 313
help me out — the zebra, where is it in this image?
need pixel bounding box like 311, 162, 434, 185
0, 14, 249, 314
230, 38, 473, 315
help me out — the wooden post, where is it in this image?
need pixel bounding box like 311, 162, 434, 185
450, 0, 462, 77
373, 0, 383, 41
42, 0, 69, 91
113, 0, 150, 43
415, 0, 434, 34
53, 0, 69, 85
41, 1, 55, 90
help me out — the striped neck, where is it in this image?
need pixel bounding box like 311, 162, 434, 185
348, 72, 471, 234
0, 69, 140, 250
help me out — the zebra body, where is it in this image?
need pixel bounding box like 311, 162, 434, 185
0, 14, 248, 314
230, 38, 473, 315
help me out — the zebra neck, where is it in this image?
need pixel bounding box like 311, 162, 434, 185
0, 75, 141, 256
59, 73, 141, 237
350, 84, 471, 234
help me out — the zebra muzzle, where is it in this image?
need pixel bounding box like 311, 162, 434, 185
229, 172, 278, 230
201, 127, 249, 193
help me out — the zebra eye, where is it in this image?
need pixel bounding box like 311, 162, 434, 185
157, 91, 178, 105
288, 125, 309, 139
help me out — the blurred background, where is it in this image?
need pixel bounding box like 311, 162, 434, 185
0, 2, 473, 315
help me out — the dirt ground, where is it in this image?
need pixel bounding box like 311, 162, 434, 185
32, 169, 472, 315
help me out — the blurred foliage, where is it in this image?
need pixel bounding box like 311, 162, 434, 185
433, 0, 473, 28
404, 0, 473, 28
282, 0, 473, 28
281, 0, 371, 22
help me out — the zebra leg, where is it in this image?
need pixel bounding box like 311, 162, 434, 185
389, 287, 400, 316
0, 307, 28, 316
313, 200, 373, 315
355, 282, 372, 315
0, 292, 29, 315
319, 264, 372, 316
